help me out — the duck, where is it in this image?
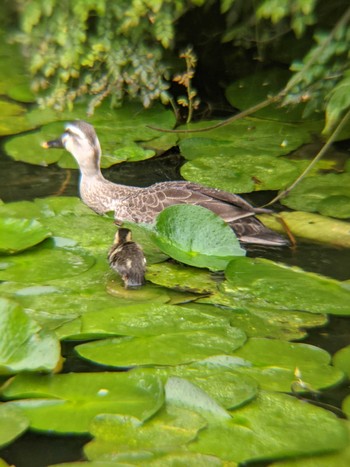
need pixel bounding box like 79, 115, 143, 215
42, 120, 288, 246
108, 228, 146, 288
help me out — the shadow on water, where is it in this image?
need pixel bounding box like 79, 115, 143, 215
1, 146, 350, 467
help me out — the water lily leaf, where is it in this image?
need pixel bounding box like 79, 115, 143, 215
188, 391, 348, 463
281, 173, 350, 217
0, 403, 29, 448
146, 262, 218, 294
4, 102, 176, 167
132, 364, 258, 411
225, 68, 321, 122
85, 405, 206, 460
75, 326, 246, 367
3, 372, 164, 433
0, 297, 60, 374
180, 154, 300, 193
258, 211, 350, 248
224, 257, 350, 315
185, 302, 327, 341
343, 396, 350, 419
165, 377, 231, 420
0, 240, 95, 283
231, 338, 343, 392
153, 205, 245, 271
178, 117, 311, 161
333, 345, 350, 378
0, 99, 25, 117
80, 303, 231, 338
0, 218, 51, 254
271, 423, 350, 466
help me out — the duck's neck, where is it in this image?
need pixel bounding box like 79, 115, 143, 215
78, 149, 104, 179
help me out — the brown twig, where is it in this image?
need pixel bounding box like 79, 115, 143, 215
54, 170, 71, 196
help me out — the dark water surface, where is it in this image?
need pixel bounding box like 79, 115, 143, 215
0, 147, 350, 467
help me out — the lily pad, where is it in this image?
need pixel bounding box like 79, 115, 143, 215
188, 391, 348, 463
333, 345, 350, 378
232, 338, 344, 392
4, 102, 176, 167
185, 302, 327, 341
224, 257, 350, 315
146, 262, 218, 294
80, 303, 231, 338
0, 297, 60, 374
258, 211, 350, 248
153, 205, 245, 271
0, 403, 29, 448
180, 154, 300, 193
0, 240, 95, 283
225, 68, 321, 122
3, 372, 164, 434
0, 217, 51, 254
85, 405, 206, 459
281, 173, 350, 217
75, 326, 246, 367
178, 117, 311, 160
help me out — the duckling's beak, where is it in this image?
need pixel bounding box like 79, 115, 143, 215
41, 136, 64, 149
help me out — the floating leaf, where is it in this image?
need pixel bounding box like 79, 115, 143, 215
153, 205, 245, 271
3, 372, 164, 433
258, 211, 350, 248
85, 405, 206, 460
181, 154, 300, 193
281, 173, 350, 218
146, 261, 218, 294
0, 297, 60, 374
4, 102, 176, 166
0, 241, 95, 283
0, 217, 51, 254
232, 338, 343, 392
75, 326, 246, 367
188, 391, 348, 463
178, 117, 311, 160
333, 345, 350, 378
80, 303, 231, 338
224, 257, 350, 315
0, 403, 29, 448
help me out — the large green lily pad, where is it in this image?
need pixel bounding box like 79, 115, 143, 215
153, 205, 245, 270
281, 173, 350, 218
0, 298, 60, 374
181, 154, 300, 193
0, 403, 29, 448
75, 326, 246, 367
2, 372, 164, 434
178, 117, 311, 161
333, 345, 350, 378
0, 217, 51, 254
223, 257, 350, 315
188, 391, 348, 463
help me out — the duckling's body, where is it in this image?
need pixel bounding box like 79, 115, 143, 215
43, 120, 288, 246
108, 228, 146, 288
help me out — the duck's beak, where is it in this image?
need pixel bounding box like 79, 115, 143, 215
41, 136, 64, 149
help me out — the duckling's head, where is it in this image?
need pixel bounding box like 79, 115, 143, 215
42, 121, 101, 174
114, 228, 133, 245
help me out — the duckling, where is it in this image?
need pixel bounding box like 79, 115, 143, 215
42, 120, 288, 246
108, 228, 146, 288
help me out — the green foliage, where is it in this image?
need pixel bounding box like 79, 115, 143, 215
13, 0, 199, 113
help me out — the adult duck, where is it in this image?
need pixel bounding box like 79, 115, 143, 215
42, 120, 288, 246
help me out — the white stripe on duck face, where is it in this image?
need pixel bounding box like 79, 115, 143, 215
65, 123, 86, 140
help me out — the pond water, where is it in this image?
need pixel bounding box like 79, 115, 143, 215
0, 144, 350, 467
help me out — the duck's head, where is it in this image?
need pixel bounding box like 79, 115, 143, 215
114, 228, 132, 245
42, 121, 101, 174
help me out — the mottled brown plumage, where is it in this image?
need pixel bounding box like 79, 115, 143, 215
43, 120, 288, 246
108, 228, 146, 288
